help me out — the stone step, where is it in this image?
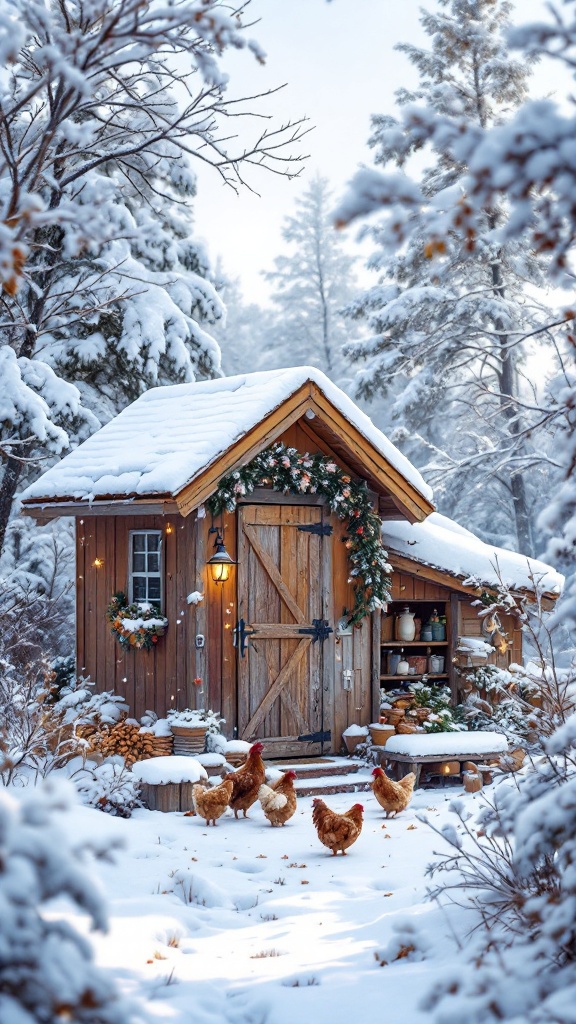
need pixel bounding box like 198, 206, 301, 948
294, 773, 373, 798
267, 756, 363, 781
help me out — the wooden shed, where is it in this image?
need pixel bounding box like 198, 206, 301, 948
21, 368, 562, 758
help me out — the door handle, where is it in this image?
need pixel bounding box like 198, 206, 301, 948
232, 618, 255, 658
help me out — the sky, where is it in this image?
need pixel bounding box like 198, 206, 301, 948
193, 0, 558, 305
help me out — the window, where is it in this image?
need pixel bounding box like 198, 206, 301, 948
129, 531, 162, 607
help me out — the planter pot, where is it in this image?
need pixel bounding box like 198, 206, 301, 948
369, 723, 396, 747
170, 725, 207, 756
386, 708, 405, 727
343, 732, 366, 755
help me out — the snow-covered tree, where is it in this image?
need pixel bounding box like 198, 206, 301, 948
342, 0, 559, 556
261, 175, 361, 385
0, 782, 141, 1023
209, 264, 273, 377
335, 0, 576, 625
0, 0, 307, 558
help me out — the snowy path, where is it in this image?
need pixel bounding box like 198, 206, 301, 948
58, 785, 478, 1024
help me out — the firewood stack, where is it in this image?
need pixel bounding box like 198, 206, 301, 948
77, 717, 173, 767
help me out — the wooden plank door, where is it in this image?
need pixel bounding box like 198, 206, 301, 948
236, 504, 332, 758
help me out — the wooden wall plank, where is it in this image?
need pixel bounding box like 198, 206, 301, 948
76, 520, 87, 675
220, 510, 237, 735
83, 518, 97, 686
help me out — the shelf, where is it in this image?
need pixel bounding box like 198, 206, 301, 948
379, 673, 449, 681
380, 640, 447, 647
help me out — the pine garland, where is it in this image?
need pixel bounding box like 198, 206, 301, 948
207, 442, 392, 624
106, 592, 168, 651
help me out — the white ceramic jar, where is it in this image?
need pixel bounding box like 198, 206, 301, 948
397, 607, 416, 642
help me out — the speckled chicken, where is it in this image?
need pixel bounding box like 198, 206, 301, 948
311, 798, 364, 855
371, 767, 416, 818
258, 769, 298, 826
191, 778, 234, 826
223, 741, 266, 818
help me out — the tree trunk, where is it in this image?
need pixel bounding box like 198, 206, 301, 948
491, 260, 534, 557
0, 457, 24, 557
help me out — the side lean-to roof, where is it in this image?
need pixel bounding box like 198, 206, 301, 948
21, 367, 434, 522
383, 513, 564, 601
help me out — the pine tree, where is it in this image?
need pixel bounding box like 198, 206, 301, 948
210, 265, 273, 377
262, 175, 361, 386
344, 0, 557, 556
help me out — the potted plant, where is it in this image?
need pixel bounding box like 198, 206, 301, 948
166, 708, 224, 755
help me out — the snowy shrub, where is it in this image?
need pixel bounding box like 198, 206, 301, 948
422, 714, 576, 1024
374, 917, 431, 966
73, 760, 142, 818
0, 658, 129, 784
409, 682, 467, 733
0, 656, 80, 785
0, 782, 141, 1023
463, 664, 541, 747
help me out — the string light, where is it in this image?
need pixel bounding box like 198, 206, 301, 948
93, 557, 103, 568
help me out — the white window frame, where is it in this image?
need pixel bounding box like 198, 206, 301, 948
128, 530, 163, 609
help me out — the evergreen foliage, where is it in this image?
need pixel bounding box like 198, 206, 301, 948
261, 176, 360, 386
0, 783, 139, 1023
0, 0, 307, 563
208, 442, 391, 623
343, 0, 558, 555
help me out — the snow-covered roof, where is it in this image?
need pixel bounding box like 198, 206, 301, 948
383, 512, 563, 598
21, 367, 432, 505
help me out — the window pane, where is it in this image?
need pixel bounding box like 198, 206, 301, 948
133, 553, 146, 573
147, 534, 160, 552
133, 534, 146, 552
147, 553, 159, 573
148, 578, 161, 602
133, 577, 147, 601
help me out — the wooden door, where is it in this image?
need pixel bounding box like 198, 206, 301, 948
236, 504, 332, 757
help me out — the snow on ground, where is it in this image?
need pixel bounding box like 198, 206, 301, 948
46, 778, 485, 1024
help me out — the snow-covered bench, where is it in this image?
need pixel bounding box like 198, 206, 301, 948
380, 732, 509, 788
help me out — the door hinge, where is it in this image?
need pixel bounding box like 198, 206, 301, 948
298, 618, 333, 643
298, 729, 331, 743
296, 522, 333, 536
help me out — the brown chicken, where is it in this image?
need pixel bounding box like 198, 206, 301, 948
223, 741, 266, 818
258, 769, 298, 827
371, 767, 416, 818
311, 798, 364, 855
192, 778, 234, 826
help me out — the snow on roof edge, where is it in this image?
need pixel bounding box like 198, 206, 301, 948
382, 512, 564, 598
21, 367, 434, 506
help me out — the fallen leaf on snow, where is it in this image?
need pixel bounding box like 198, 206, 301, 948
407, 825, 417, 830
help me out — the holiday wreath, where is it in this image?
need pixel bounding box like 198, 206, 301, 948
106, 592, 168, 651
207, 442, 392, 624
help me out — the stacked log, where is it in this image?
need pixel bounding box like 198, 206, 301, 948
77, 718, 173, 767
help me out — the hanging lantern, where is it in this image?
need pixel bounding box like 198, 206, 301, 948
207, 530, 235, 583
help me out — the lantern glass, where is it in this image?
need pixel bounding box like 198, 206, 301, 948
210, 560, 231, 583
207, 530, 235, 583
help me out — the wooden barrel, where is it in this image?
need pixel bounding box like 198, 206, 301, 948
140, 780, 195, 812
